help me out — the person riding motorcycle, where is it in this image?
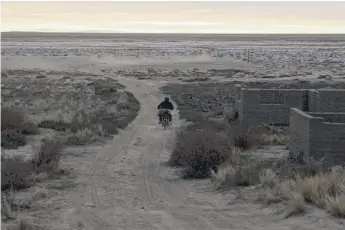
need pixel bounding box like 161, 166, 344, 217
157, 96, 174, 123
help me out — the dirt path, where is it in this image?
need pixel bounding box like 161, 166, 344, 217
66, 77, 343, 230
69, 77, 233, 230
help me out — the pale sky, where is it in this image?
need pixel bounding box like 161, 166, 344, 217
1, 1, 345, 33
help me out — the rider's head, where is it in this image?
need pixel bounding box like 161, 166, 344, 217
164, 96, 169, 102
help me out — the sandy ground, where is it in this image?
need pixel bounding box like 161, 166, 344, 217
2, 34, 345, 229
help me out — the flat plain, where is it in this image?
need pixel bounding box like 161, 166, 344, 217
1, 33, 345, 230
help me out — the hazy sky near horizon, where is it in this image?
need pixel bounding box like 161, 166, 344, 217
2, 1, 345, 33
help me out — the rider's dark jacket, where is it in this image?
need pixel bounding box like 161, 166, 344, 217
157, 100, 174, 110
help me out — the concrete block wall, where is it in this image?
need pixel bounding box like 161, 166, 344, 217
234, 84, 243, 113
308, 112, 345, 123
233, 85, 345, 164
289, 108, 313, 159
309, 120, 345, 163
238, 88, 308, 125
235, 86, 345, 125
312, 89, 345, 112
289, 108, 345, 164
308, 90, 319, 112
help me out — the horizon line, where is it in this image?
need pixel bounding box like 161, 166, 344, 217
3, 31, 345, 35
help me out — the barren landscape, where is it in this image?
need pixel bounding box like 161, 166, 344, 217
1, 33, 345, 230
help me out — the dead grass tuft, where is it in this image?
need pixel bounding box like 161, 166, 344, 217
285, 192, 307, 218
278, 165, 345, 217
325, 193, 345, 218
212, 160, 267, 188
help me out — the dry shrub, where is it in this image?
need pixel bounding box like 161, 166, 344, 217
278, 166, 345, 217
260, 124, 290, 146
228, 123, 290, 148
260, 169, 278, 188
17, 219, 36, 230
1, 108, 27, 149
169, 127, 193, 167
170, 126, 234, 178
257, 156, 345, 217
295, 155, 326, 177
2, 189, 33, 221
1, 108, 39, 149
182, 120, 229, 133
257, 190, 282, 205
38, 119, 71, 132
261, 133, 290, 146
22, 122, 40, 135
32, 139, 65, 173
66, 128, 98, 145
1, 108, 24, 131
170, 121, 277, 180
225, 123, 290, 149
1, 129, 27, 149
169, 122, 217, 166
271, 154, 327, 181
1, 157, 34, 190
1, 189, 17, 220
183, 120, 259, 150
212, 164, 238, 187
1, 71, 8, 78
227, 124, 260, 150
37, 95, 139, 146
212, 150, 279, 189
285, 192, 306, 218
182, 77, 210, 82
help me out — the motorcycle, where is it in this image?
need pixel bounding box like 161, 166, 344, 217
158, 109, 171, 130
161, 113, 171, 130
